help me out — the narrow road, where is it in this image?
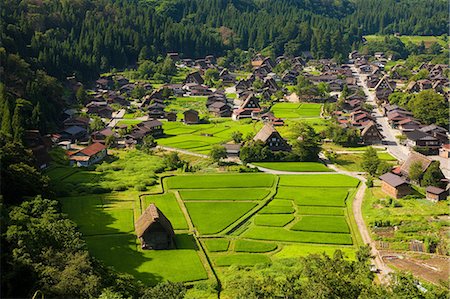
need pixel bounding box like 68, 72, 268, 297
350, 65, 409, 162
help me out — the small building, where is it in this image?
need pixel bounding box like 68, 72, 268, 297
165, 111, 177, 122
91, 128, 114, 144
208, 102, 231, 117
360, 121, 383, 144
184, 71, 204, 85
135, 204, 175, 250
183, 109, 199, 124
253, 124, 290, 152
425, 186, 448, 202
379, 172, 411, 199
61, 125, 87, 142
439, 144, 450, 158
69, 142, 107, 167
222, 143, 241, 157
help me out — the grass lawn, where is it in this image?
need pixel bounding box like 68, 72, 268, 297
142, 193, 189, 230
276, 187, 349, 207
279, 174, 359, 188
165, 174, 276, 189
271, 103, 322, 119
254, 214, 295, 227
185, 202, 257, 235
335, 153, 397, 172
243, 226, 353, 245
179, 188, 271, 201
274, 244, 356, 260
234, 240, 277, 253
252, 162, 332, 172
291, 215, 350, 233
204, 238, 230, 252
85, 234, 207, 285
213, 254, 270, 266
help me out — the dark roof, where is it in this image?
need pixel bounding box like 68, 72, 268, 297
183, 109, 199, 116
426, 186, 446, 195
404, 130, 436, 141
63, 126, 86, 135
135, 204, 175, 238
254, 124, 279, 142
379, 173, 408, 187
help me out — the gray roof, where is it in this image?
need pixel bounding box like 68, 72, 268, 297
63, 126, 86, 135
426, 186, 446, 195
379, 173, 408, 187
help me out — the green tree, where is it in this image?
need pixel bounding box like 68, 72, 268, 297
252, 78, 264, 90
408, 90, 448, 127
163, 152, 186, 170
210, 145, 227, 163
1, 97, 12, 136
291, 122, 322, 161
204, 68, 219, 86
231, 131, 243, 143
12, 102, 24, 142
90, 116, 104, 132
361, 147, 380, 176
76, 86, 88, 104
409, 161, 423, 183
139, 135, 156, 153
422, 161, 444, 188
140, 281, 186, 299
105, 135, 116, 148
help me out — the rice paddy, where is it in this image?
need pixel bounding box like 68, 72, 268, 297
271, 103, 322, 119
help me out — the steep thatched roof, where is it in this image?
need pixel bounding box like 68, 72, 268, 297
400, 152, 432, 177
379, 172, 408, 187
253, 124, 278, 142
135, 204, 175, 238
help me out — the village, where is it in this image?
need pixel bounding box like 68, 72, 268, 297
21, 48, 449, 290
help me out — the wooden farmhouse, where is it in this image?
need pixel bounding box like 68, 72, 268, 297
379, 172, 411, 199
232, 93, 261, 120
360, 121, 383, 144
69, 142, 107, 167
425, 186, 448, 202
135, 204, 175, 250
399, 152, 433, 178
253, 124, 290, 152
183, 109, 200, 124
184, 71, 204, 85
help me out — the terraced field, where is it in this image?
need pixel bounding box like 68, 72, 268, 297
54, 158, 361, 286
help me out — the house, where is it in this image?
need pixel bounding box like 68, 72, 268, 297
419, 125, 449, 144
398, 118, 421, 132
184, 71, 204, 85
91, 128, 114, 144
404, 130, 440, 154
69, 142, 107, 167
360, 121, 383, 144
183, 109, 199, 124
63, 116, 90, 130
135, 204, 175, 250
253, 124, 290, 152
232, 93, 261, 120
399, 152, 433, 178
219, 69, 235, 84
167, 52, 180, 62
374, 52, 385, 59
208, 102, 231, 117
165, 111, 177, 122
61, 126, 87, 142
379, 172, 411, 199
439, 144, 450, 158
23, 130, 52, 169
222, 143, 241, 157
425, 186, 448, 202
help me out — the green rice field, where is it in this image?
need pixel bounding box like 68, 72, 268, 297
252, 162, 332, 172
271, 103, 322, 119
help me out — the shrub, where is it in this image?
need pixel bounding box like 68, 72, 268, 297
366, 177, 374, 188
135, 184, 147, 191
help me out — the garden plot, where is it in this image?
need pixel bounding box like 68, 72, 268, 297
276, 187, 349, 207
179, 188, 271, 201
279, 174, 359, 187
291, 215, 350, 233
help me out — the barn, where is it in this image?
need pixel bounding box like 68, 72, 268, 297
135, 204, 175, 250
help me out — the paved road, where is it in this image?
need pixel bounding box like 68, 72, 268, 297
350, 65, 409, 162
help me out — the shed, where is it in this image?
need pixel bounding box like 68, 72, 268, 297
379, 172, 411, 199
183, 109, 199, 124
135, 204, 175, 250
253, 124, 290, 152
425, 186, 448, 202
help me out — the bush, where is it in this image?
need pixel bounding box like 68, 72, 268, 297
366, 177, 374, 188
134, 184, 147, 191
112, 184, 127, 191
